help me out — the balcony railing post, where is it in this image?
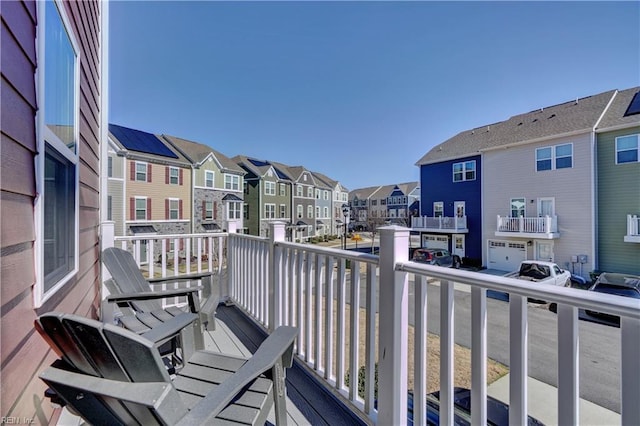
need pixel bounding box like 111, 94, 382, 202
223, 220, 238, 304
377, 225, 409, 425
100, 221, 116, 324
268, 221, 286, 332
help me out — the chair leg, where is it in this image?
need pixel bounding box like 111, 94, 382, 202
271, 361, 288, 425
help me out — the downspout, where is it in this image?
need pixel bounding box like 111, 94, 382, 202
591, 90, 618, 274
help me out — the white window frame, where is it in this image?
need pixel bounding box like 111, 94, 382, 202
324, 206, 329, 218
280, 204, 287, 218
168, 198, 180, 220
264, 203, 276, 219
616, 134, 639, 164
169, 167, 179, 185
452, 160, 476, 182
265, 181, 276, 196
536, 143, 573, 171
433, 202, 444, 217
204, 201, 214, 220
297, 205, 303, 218
107, 156, 113, 178
510, 197, 526, 218
279, 183, 286, 196
224, 174, 240, 191
205, 170, 214, 188
134, 197, 148, 221
135, 161, 148, 181
228, 201, 242, 220
307, 187, 313, 198
307, 205, 313, 218
34, 0, 81, 307
296, 185, 303, 197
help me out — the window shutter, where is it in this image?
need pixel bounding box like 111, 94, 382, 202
165, 199, 169, 220
165, 167, 169, 184
130, 197, 135, 220
130, 162, 135, 180
179, 169, 183, 185
202, 201, 207, 219
147, 164, 152, 182
214, 201, 218, 220
179, 200, 183, 219
147, 198, 152, 219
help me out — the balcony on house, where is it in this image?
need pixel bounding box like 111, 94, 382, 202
100, 221, 638, 426
625, 214, 640, 243
495, 215, 559, 239
411, 215, 468, 233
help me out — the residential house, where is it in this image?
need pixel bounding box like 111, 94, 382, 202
311, 172, 333, 237
234, 156, 292, 238
349, 185, 383, 227
0, 0, 108, 421
312, 171, 350, 236
481, 90, 617, 276
162, 134, 246, 234
279, 164, 318, 242
595, 87, 640, 275
109, 124, 192, 261
385, 182, 419, 224
415, 142, 482, 265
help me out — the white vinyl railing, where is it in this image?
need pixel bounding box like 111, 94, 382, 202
103, 220, 640, 425
411, 215, 467, 232
497, 215, 558, 234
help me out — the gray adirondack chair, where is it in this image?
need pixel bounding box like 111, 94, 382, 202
102, 247, 219, 359
36, 312, 298, 425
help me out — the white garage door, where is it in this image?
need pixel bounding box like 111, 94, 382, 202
422, 234, 449, 250
488, 240, 526, 272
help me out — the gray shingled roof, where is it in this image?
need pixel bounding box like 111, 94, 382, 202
597, 87, 640, 130
162, 134, 245, 174
415, 89, 617, 165
109, 125, 191, 166
349, 185, 383, 200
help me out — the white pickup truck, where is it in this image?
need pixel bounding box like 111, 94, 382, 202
506, 260, 572, 287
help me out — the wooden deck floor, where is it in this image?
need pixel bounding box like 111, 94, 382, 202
56, 305, 365, 425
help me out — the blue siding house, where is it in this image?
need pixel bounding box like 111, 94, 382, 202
415, 153, 481, 266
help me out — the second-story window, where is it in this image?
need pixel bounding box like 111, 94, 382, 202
510, 198, 525, 217
225, 174, 240, 191
307, 205, 313, 218
316, 206, 320, 217
265, 203, 275, 219
168, 199, 180, 220
307, 187, 313, 198
265, 181, 276, 195
536, 144, 573, 171
135, 162, 148, 181
279, 183, 286, 196
280, 204, 287, 218
135, 197, 148, 220
434, 202, 443, 217
616, 134, 639, 164
169, 167, 179, 185
453, 160, 476, 182
296, 185, 303, 197
107, 157, 113, 177
205, 170, 214, 188
297, 205, 303, 218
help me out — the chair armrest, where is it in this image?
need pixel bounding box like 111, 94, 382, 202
106, 286, 203, 303
177, 326, 298, 426
141, 313, 198, 345
40, 366, 188, 424
148, 272, 213, 284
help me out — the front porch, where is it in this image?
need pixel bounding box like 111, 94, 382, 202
98, 221, 639, 425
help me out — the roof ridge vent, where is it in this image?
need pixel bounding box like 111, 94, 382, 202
486, 125, 490, 132
575, 97, 579, 105
548, 113, 556, 119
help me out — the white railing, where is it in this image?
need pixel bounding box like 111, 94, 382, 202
497, 215, 558, 234
225, 222, 639, 425
102, 221, 640, 425
411, 215, 467, 232
627, 214, 640, 237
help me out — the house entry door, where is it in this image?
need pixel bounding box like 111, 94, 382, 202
452, 234, 465, 258
538, 198, 555, 217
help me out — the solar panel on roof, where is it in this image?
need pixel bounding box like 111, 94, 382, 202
624, 91, 640, 117
274, 167, 290, 180
248, 158, 270, 167
110, 124, 178, 158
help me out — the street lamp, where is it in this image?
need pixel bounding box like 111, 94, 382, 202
342, 204, 350, 250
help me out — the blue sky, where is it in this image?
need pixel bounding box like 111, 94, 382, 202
109, 1, 639, 190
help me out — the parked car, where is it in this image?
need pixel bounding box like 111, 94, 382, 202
412, 248, 461, 269
585, 272, 640, 321
505, 261, 572, 287
407, 387, 545, 426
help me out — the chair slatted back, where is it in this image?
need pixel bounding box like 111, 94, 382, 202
103, 247, 163, 313
36, 312, 171, 383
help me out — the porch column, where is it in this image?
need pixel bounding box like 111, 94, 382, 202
377, 225, 410, 425
268, 221, 286, 332
100, 221, 116, 323
222, 220, 239, 304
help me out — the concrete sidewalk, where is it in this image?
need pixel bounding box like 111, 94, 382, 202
487, 374, 620, 425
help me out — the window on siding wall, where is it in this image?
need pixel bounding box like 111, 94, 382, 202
265, 181, 276, 195
107, 195, 112, 220
434, 202, 443, 217
224, 174, 240, 190
136, 198, 148, 220
453, 160, 476, 182
616, 134, 639, 164
265, 204, 275, 219
36, 0, 80, 306
169, 167, 179, 185
510, 198, 525, 217
307, 205, 313, 218
136, 162, 148, 181
280, 204, 287, 218
168, 199, 180, 220
536, 144, 573, 171
205, 170, 214, 188
279, 183, 286, 196
107, 157, 113, 177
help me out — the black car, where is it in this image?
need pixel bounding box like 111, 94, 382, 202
585, 272, 640, 321
407, 387, 545, 426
